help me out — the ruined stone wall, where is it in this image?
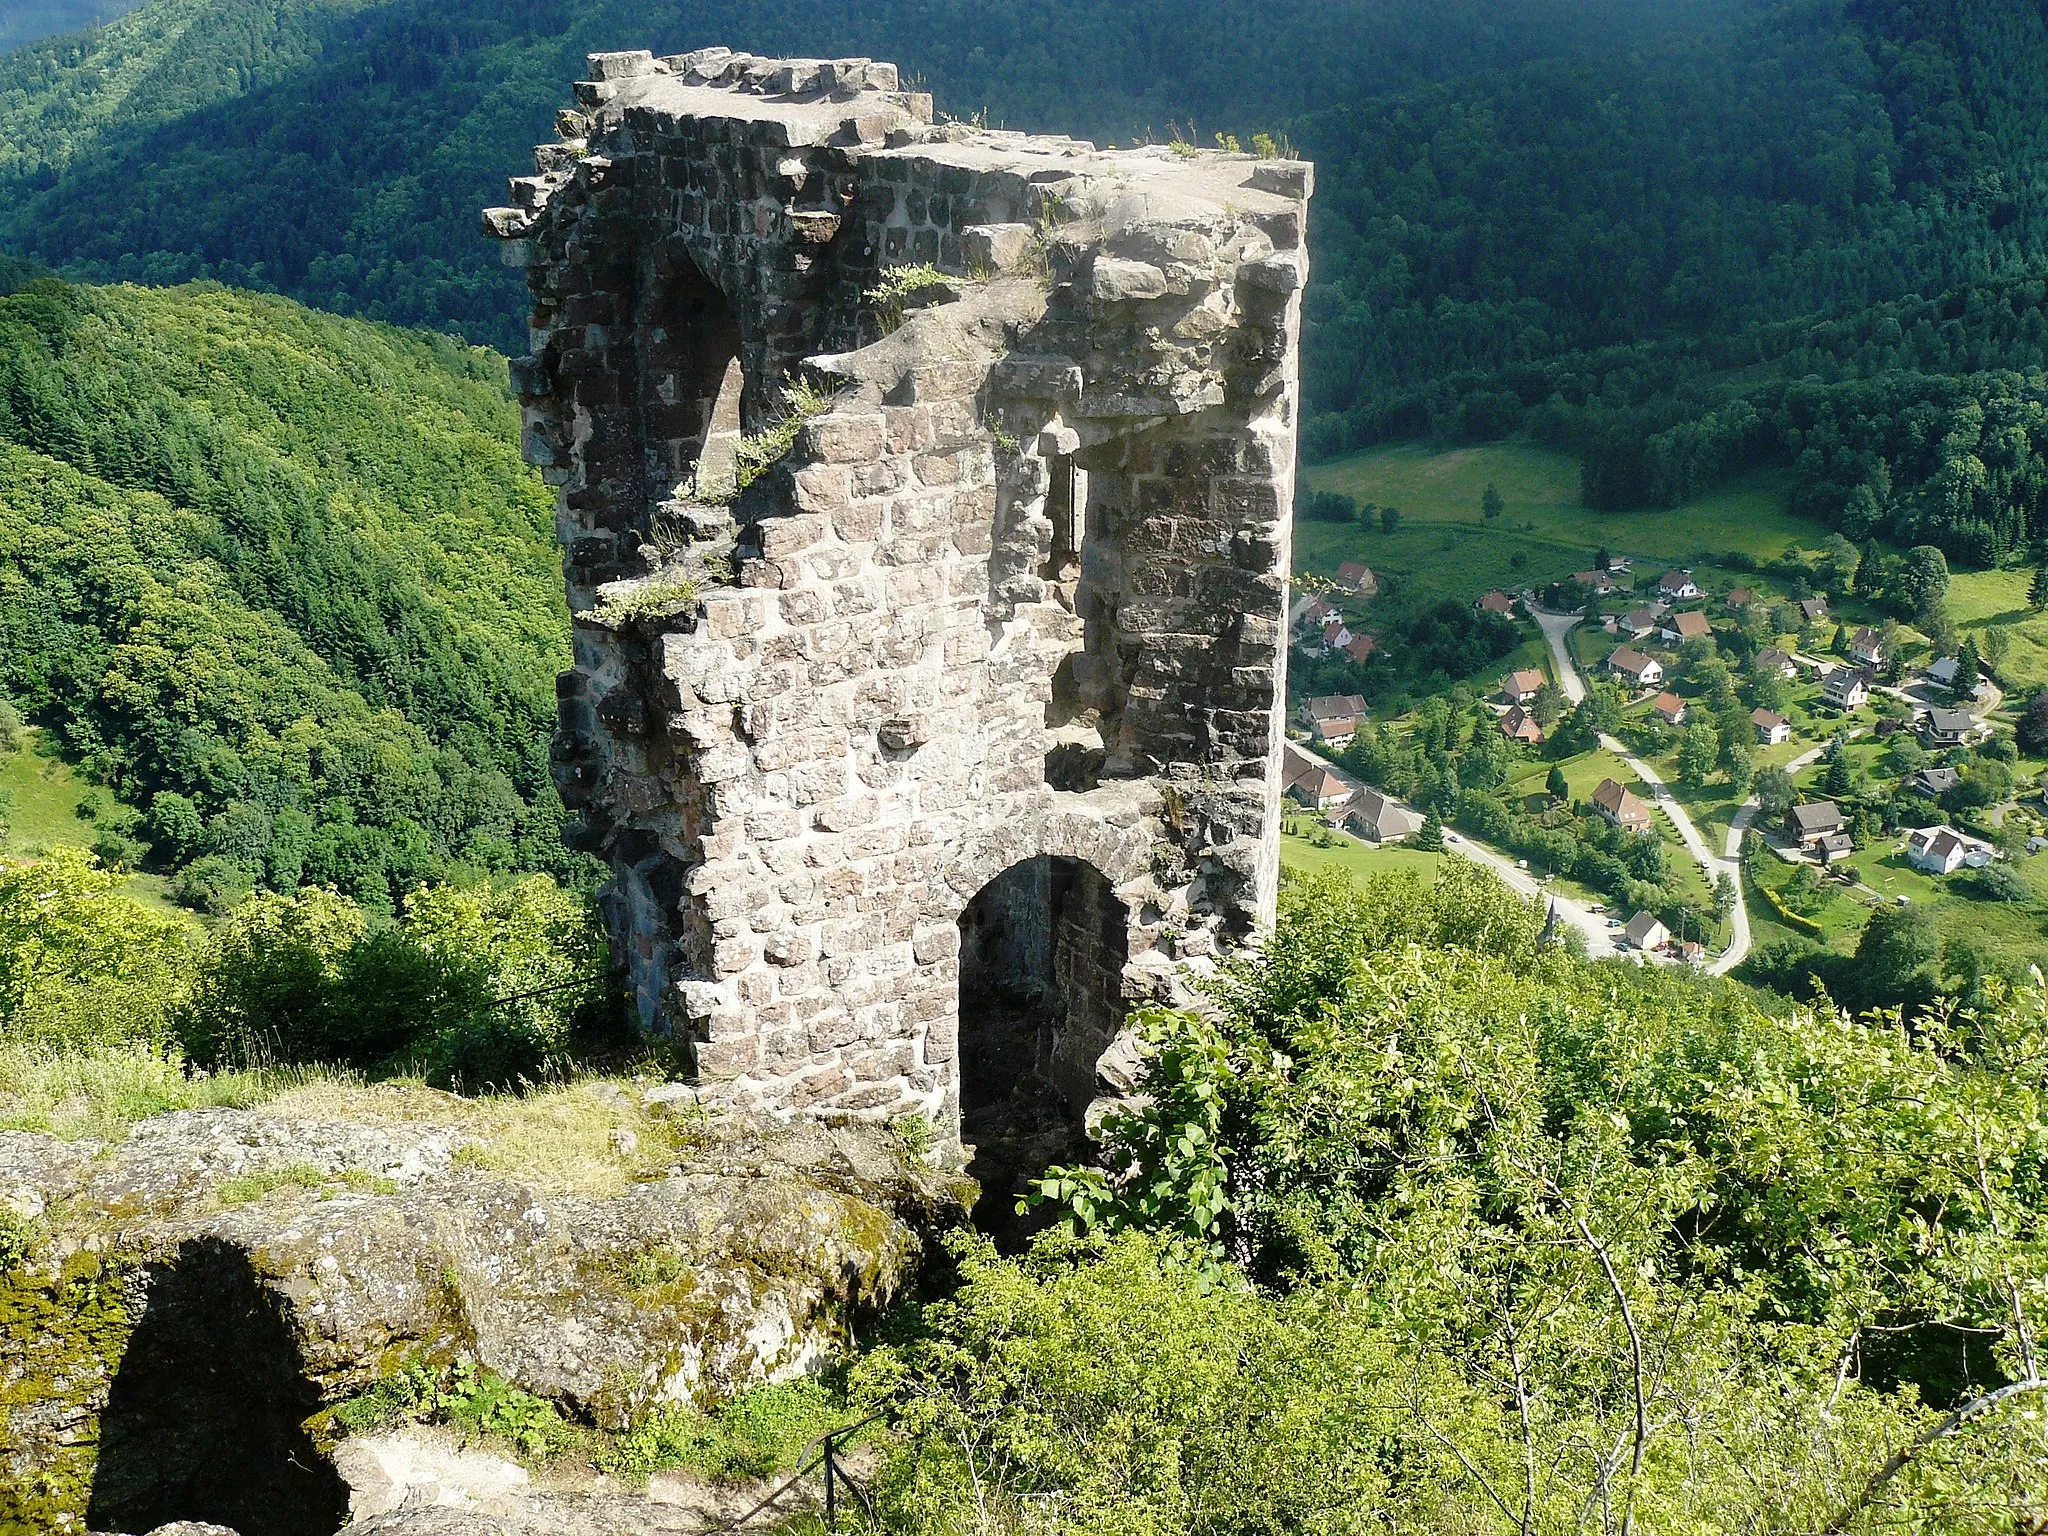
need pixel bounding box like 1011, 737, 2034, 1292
484, 47, 1310, 1132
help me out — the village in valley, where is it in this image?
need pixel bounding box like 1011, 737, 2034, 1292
1283, 451, 2048, 980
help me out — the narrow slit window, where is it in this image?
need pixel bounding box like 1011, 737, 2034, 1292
1047, 454, 1081, 573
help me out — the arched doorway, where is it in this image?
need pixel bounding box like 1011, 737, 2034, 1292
955, 855, 1128, 1231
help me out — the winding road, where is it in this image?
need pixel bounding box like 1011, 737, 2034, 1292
1535, 610, 1752, 974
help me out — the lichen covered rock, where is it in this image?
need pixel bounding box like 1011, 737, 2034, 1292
0, 1082, 953, 1533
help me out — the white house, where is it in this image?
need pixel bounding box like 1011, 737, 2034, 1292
1904, 825, 1996, 876
1608, 647, 1664, 688
1284, 744, 1352, 811
1623, 912, 1671, 951
1821, 666, 1871, 709
1751, 708, 1791, 745
1851, 627, 1886, 666
1655, 569, 1703, 601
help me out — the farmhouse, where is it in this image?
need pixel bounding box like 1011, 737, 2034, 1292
1785, 800, 1844, 849
1572, 569, 1617, 594
1620, 607, 1664, 639
1318, 617, 1352, 653
1475, 590, 1516, 616
1651, 693, 1687, 726
1592, 778, 1656, 834
1851, 627, 1886, 666
1655, 569, 1703, 600
1300, 694, 1368, 747
1344, 632, 1378, 665
1800, 596, 1829, 623
1500, 668, 1546, 705
1348, 787, 1425, 844
1608, 647, 1664, 688
1284, 744, 1352, 810
1750, 708, 1791, 745
1336, 561, 1380, 596
1724, 586, 1753, 610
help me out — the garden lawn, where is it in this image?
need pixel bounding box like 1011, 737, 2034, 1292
1280, 828, 1444, 886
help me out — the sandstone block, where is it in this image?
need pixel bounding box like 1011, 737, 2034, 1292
1091, 257, 1170, 302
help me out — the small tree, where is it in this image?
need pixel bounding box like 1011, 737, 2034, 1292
1414, 812, 1445, 851
1546, 764, 1570, 804
1481, 483, 1504, 522
1823, 737, 1854, 798
2021, 690, 2048, 754
1531, 683, 1565, 729
2030, 564, 2048, 612
1981, 624, 2011, 682
1380, 505, 1401, 536
1954, 635, 1981, 696
1678, 720, 1720, 789
0, 697, 20, 755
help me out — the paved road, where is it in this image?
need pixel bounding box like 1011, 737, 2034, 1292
1443, 831, 1619, 959
1536, 609, 1588, 703
1534, 607, 1749, 973
1312, 752, 1618, 958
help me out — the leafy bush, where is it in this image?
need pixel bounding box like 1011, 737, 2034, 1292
176, 875, 608, 1088
866, 865, 2048, 1532
1, 848, 607, 1093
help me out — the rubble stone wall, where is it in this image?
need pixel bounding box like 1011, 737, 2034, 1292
484, 47, 1310, 1131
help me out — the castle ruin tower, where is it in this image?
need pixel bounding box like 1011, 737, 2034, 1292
484, 50, 1310, 1154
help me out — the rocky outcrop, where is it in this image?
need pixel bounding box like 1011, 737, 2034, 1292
1, 1084, 953, 1535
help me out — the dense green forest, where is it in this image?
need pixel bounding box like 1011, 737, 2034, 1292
0, 275, 576, 908
0, 0, 1730, 349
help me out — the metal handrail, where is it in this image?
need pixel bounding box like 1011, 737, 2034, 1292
711, 1411, 887, 1533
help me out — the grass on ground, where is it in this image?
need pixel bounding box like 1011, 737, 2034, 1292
1299, 441, 1810, 605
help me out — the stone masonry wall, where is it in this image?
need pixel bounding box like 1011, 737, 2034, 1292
484, 47, 1311, 1133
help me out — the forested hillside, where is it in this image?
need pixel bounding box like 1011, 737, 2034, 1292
1293, 0, 2048, 559
0, 275, 577, 909
0, 0, 1732, 349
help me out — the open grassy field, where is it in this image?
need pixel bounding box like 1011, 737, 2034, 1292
1298, 441, 1812, 602
1, 728, 96, 850
1279, 828, 1447, 887
1745, 835, 2048, 970
1, 729, 180, 912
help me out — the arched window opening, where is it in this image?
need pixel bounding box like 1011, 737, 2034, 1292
637, 252, 746, 515
956, 855, 1127, 1235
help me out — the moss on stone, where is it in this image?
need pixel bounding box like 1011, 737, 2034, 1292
0, 1251, 137, 1534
